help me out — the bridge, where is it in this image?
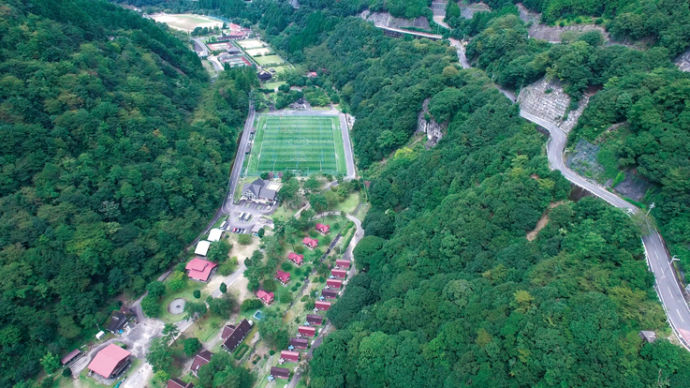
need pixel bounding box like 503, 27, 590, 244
374, 24, 443, 41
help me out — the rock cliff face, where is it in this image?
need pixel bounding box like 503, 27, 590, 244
359, 10, 431, 30
517, 78, 590, 133
417, 99, 444, 147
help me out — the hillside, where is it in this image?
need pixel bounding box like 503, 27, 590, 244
0, 0, 253, 384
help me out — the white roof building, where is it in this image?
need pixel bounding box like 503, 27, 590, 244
208, 228, 223, 242
195, 240, 211, 256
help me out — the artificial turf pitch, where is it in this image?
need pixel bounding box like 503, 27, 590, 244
244, 115, 347, 176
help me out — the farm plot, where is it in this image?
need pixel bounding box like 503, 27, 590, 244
245, 115, 346, 176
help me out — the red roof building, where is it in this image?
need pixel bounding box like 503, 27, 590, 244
331, 269, 347, 279
185, 257, 218, 282
327, 278, 343, 288
87, 344, 132, 379
303, 237, 318, 249
322, 288, 338, 299
191, 350, 212, 376
290, 337, 309, 349
167, 378, 194, 388
275, 270, 291, 285
315, 223, 330, 234
298, 326, 316, 337
271, 367, 291, 379
257, 289, 274, 305
315, 300, 331, 311
281, 350, 300, 362
288, 252, 304, 266
307, 71, 318, 78
61, 349, 82, 366
335, 259, 351, 269
306, 314, 323, 325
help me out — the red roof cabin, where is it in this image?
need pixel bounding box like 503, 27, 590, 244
306, 314, 323, 325
303, 237, 318, 249
271, 367, 291, 380
288, 252, 304, 266
298, 326, 316, 337
315, 300, 331, 311
185, 257, 218, 282
331, 269, 347, 279
61, 349, 82, 366
315, 223, 330, 234
257, 289, 274, 305
167, 378, 194, 388
322, 288, 338, 299
191, 350, 212, 376
275, 270, 291, 285
307, 71, 318, 78
327, 278, 343, 288
281, 350, 300, 362
336, 259, 351, 269
87, 344, 132, 379
290, 337, 309, 349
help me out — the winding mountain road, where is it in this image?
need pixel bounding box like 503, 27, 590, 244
519, 110, 690, 350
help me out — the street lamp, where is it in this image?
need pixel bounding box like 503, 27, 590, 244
671, 256, 680, 263
646, 202, 656, 217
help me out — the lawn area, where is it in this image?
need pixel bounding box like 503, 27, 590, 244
187, 314, 225, 343
264, 81, 286, 91
244, 114, 347, 176
158, 284, 198, 324
336, 192, 360, 213
268, 65, 293, 74
254, 55, 285, 66
247, 47, 273, 56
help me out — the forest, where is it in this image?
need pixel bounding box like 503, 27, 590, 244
2, 0, 690, 385
0, 0, 254, 385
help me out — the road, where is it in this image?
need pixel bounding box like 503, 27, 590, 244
431, 0, 450, 29
519, 110, 690, 350
192, 38, 209, 57
338, 113, 357, 179
222, 103, 256, 214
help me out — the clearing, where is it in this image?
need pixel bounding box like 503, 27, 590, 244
149, 13, 223, 32
244, 114, 347, 176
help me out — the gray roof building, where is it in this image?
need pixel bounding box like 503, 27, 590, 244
242, 179, 276, 202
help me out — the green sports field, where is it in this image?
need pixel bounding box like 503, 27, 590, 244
244, 114, 346, 176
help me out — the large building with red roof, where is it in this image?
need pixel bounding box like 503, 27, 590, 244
288, 252, 304, 266
303, 237, 318, 249
271, 366, 291, 379
315, 300, 331, 311
306, 314, 323, 325
335, 259, 351, 269
257, 289, 274, 305
185, 257, 217, 282
167, 378, 193, 388
87, 344, 131, 379
331, 268, 347, 279
290, 337, 309, 349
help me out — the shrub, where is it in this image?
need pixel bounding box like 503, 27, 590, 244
62, 368, 71, 377
193, 290, 201, 299
238, 234, 252, 245
218, 257, 238, 275
220, 283, 227, 293
281, 262, 294, 271
141, 295, 160, 318
262, 279, 277, 292
241, 299, 263, 312
183, 337, 202, 357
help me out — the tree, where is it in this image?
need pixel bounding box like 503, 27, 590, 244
184, 301, 208, 321
146, 281, 166, 299
208, 294, 236, 316
40, 353, 60, 374
238, 234, 253, 245
220, 282, 227, 293
193, 289, 201, 299
207, 240, 231, 263
197, 352, 254, 388
162, 323, 179, 344
183, 337, 202, 357
241, 299, 263, 312
310, 193, 329, 214
147, 338, 173, 373
141, 295, 160, 318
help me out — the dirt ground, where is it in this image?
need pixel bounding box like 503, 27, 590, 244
149, 13, 223, 33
